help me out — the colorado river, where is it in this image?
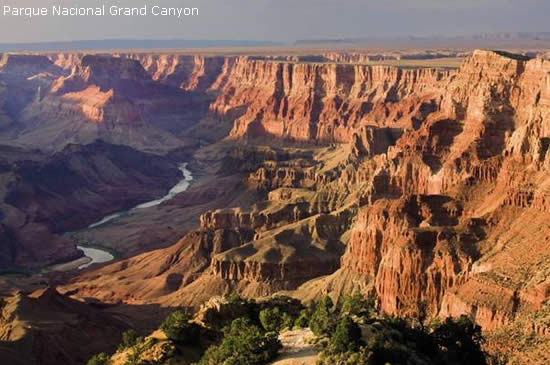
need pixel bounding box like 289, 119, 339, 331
77, 246, 115, 269
73, 162, 193, 268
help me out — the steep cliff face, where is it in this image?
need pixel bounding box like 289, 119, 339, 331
51, 55, 150, 94
48, 52, 83, 70
0, 55, 64, 137
209, 211, 349, 291
342, 195, 480, 317
210, 57, 450, 142
335, 51, 550, 335
126, 54, 228, 91
15, 54, 208, 152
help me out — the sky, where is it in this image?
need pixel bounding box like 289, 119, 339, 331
0, 0, 548, 43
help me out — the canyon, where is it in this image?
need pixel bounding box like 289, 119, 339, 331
0, 47, 550, 364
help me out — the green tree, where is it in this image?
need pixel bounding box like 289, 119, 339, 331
197, 317, 282, 365
86, 353, 111, 365
122, 338, 158, 365
160, 310, 198, 344
294, 309, 310, 328
123, 347, 143, 365
309, 296, 335, 336
227, 291, 244, 304
117, 329, 141, 352
328, 316, 362, 353
259, 307, 283, 332
431, 315, 487, 365
281, 312, 294, 330
340, 292, 371, 317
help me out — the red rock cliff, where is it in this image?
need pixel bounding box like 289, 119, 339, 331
210, 57, 450, 142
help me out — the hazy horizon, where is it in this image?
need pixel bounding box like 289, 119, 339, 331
0, 0, 549, 44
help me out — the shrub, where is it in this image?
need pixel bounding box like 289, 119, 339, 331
117, 329, 141, 352
317, 347, 372, 365
294, 309, 310, 328
227, 292, 244, 304
197, 317, 282, 365
160, 310, 198, 344
431, 315, 486, 365
86, 353, 110, 365
317, 312, 489, 365
328, 316, 362, 354
259, 307, 283, 332
309, 296, 335, 336
122, 337, 158, 365
340, 292, 375, 318
123, 347, 143, 365
281, 312, 295, 330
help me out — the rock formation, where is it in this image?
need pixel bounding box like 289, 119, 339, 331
210, 57, 448, 142
0, 141, 182, 267
49, 50, 550, 331
0, 54, 64, 78
0, 287, 127, 365
0, 54, 214, 152
2, 48, 550, 363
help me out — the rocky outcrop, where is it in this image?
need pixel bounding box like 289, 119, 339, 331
335, 51, 550, 335
61, 227, 252, 303
48, 53, 83, 70
208, 209, 351, 293
210, 57, 450, 142
126, 54, 228, 91
0, 287, 127, 365
51, 55, 150, 95
16, 54, 208, 152
0, 54, 64, 78
342, 195, 479, 316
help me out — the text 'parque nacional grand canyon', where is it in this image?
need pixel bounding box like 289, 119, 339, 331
1, 45, 550, 365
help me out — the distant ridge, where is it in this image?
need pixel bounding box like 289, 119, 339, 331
0, 39, 282, 52
295, 32, 550, 48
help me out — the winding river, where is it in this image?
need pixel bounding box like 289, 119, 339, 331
75, 162, 193, 269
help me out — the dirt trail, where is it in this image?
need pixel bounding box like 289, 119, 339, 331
270, 328, 320, 365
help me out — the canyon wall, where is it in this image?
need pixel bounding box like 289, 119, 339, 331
4, 50, 550, 355
210, 57, 450, 142
336, 51, 550, 335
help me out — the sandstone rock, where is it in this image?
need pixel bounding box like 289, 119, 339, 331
0, 287, 127, 365
210, 57, 449, 143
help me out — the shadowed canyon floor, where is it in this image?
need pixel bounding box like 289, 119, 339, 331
1, 48, 550, 364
